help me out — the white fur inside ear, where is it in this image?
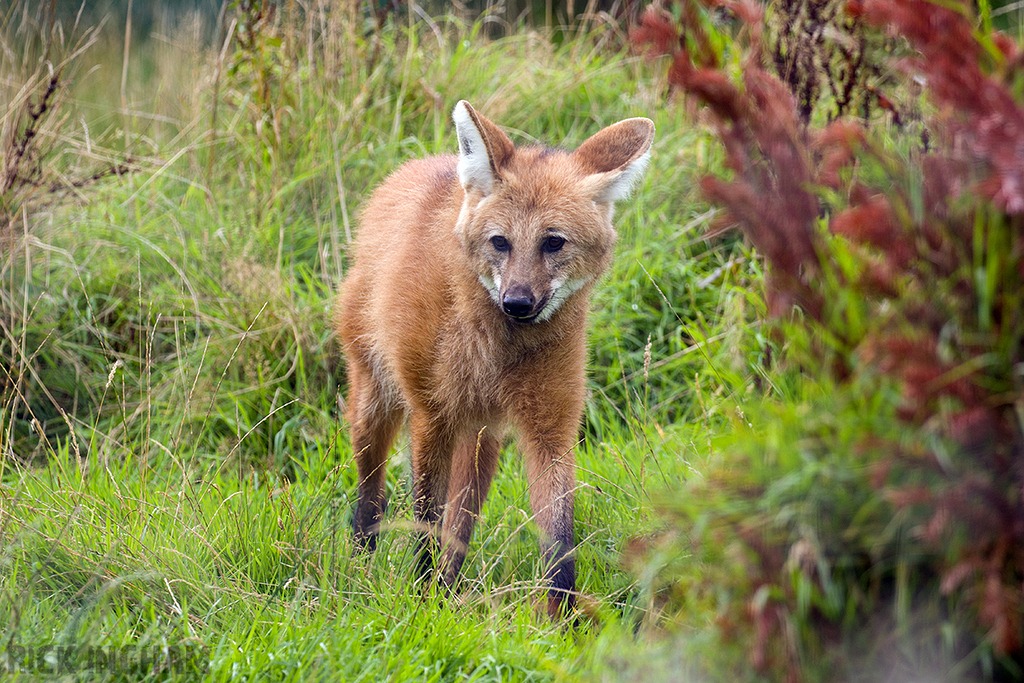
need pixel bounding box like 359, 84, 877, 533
594, 150, 651, 203
453, 101, 494, 195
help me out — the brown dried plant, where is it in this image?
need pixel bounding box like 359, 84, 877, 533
1, 7, 133, 244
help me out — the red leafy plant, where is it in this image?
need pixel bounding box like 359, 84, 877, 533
634, 0, 1024, 675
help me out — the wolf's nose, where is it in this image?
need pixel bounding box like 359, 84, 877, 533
502, 291, 535, 319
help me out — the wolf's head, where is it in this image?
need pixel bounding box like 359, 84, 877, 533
452, 101, 655, 324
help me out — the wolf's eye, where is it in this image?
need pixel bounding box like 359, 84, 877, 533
491, 236, 510, 252
543, 236, 565, 252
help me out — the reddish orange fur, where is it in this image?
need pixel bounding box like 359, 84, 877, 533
335, 101, 654, 619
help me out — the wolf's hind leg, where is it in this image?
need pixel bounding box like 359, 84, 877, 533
348, 359, 403, 552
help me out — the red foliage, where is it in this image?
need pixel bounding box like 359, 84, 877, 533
635, 0, 1024, 668
861, 0, 1024, 214
831, 196, 913, 266
629, 6, 681, 56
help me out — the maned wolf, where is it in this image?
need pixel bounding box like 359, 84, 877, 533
335, 101, 654, 618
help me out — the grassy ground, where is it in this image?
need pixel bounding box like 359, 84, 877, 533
0, 3, 759, 681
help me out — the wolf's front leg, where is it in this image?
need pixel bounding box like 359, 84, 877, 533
410, 410, 455, 580
522, 432, 578, 619
439, 428, 501, 587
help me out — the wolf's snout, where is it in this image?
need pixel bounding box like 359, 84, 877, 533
502, 288, 536, 319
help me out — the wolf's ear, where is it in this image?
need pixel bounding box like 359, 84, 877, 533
453, 100, 514, 196
573, 118, 655, 203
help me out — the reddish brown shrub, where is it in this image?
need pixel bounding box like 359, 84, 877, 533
635, 0, 1024, 672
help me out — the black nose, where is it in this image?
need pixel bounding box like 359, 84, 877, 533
502, 291, 535, 319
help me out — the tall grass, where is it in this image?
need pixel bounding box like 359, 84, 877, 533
0, 1, 750, 680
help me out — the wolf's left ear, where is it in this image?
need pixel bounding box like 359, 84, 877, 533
453, 100, 515, 196
573, 118, 655, 203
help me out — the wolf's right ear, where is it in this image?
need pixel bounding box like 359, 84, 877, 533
453, 101, 514, 196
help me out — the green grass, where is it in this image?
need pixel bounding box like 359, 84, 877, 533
0, 3, 755, 680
